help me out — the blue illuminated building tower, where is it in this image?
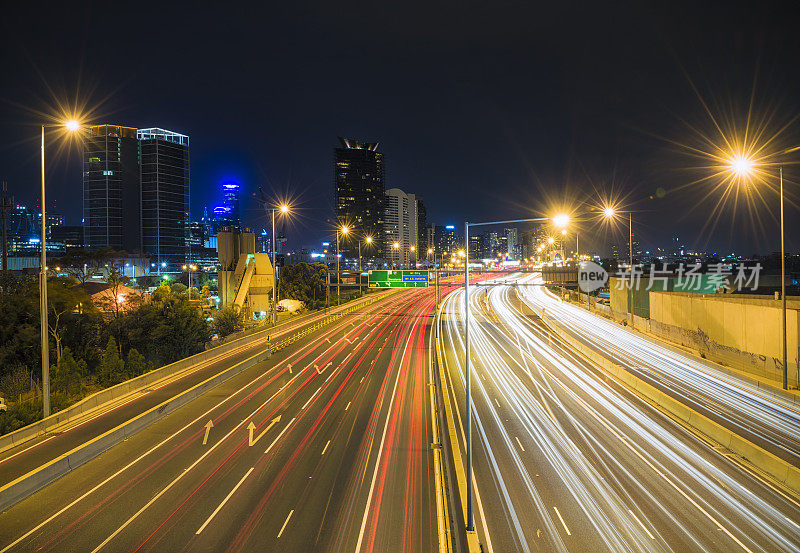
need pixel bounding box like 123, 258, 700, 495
214, 181, 241, 231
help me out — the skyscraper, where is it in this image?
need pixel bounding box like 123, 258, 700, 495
384, 188, 419, 268
221, 182, 240, 226
83, 125, 140, 252
138, 128, 190, 269
334, 137, 385, 259
416, 197, 427, 255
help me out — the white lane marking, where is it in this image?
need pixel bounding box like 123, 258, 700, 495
354, 325, 415, 553
0, 435, 57, 465
553, 506, 571, 536
786, 516, 800, 529
321, 440, 331, 455
277, 509, 294, 538
88, 411, 257, 553
493, 398, 501, 409
514, 436, 525, 452
301, 387, 321, 410
265, 418, 296, 454
628, 509, 655, 540
345, 401, 351, 411
196, 467, 254, 534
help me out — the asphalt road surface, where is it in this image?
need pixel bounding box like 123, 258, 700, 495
0, 287, 444, 553
518, 274, 800, 466
439, 278, 800, 553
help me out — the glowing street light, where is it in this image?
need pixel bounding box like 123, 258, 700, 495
731, 155, 755, 178
358, 235, 374, 293
553, 213, 570, 228
39, 119, 82, 418
724, 153, 795, 388
271, 203, 292, 324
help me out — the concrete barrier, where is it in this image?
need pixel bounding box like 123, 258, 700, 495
539, 310, 800, 497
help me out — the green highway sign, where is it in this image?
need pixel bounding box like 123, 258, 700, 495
368, 270, 430, 288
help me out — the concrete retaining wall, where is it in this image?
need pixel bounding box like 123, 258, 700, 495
649, 292, 800, 385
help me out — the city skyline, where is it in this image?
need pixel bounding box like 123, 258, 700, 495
1, 2, 800, 256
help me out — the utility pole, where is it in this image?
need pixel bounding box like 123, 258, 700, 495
1, 181, 11, 275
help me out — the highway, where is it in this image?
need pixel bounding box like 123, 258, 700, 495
517, 275, 800, 466
0, 295, 387, 486
0, 287, 443, 553
439, 277, 800, 552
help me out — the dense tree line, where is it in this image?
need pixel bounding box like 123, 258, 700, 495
0, 273, 209, 433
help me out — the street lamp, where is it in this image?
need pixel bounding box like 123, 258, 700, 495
427, 248, 440, 304
393, 241, 400, 269
39, 119, 81, 418
410, 245, 416, 269
726, 157, 794, 389
359, 235, 373, 293
272, 204, 291, 325
604, 207, 635, 326
337, 226, 349, 305
462, 216, 549, 535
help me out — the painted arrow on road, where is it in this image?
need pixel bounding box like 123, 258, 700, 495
202, 420, 214, 445
247, 415, 282, 447
315, 362, 333, 374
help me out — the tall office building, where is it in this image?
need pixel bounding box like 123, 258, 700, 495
334, 137, 385, 259
435, 224, 459, 255
385, 188, 419, 268
83, 125, 140, 252
221, 182, 241, 227
138, 128, 190, 269
416, 197, 427, 256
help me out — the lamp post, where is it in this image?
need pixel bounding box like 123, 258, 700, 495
462, 215, 550, 533
39, 120, 81, 418
428, 248, 439, 304
392, 241, 399, 270
603, 207, 635, 325
272, 204, 289, 325
359, 235, 372, 294
182, 264, 197, 298
410, 245, 416, 269
337, 226, 349, 305
729, 156, 797, 389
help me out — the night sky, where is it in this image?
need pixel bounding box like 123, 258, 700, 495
2, 1, 799, 256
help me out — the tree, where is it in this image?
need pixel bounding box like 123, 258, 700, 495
279, 263, 326, 307
125, 348, 148, 378
47, 277, 91, 364
97, 336, 125, 387
170, 283, 187, 295
118, 292, 210, 367
0, 365, 30, 403
212, 306, 241, 338
52, 348, 86, 398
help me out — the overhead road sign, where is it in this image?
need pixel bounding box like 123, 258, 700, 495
368, 270, 429, 288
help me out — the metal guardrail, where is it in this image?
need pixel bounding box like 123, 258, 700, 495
266, 294, 387, 354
